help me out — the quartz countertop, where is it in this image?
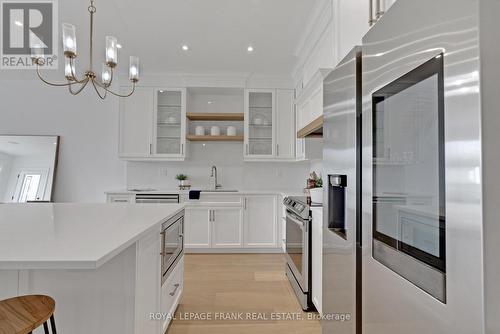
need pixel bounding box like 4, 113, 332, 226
106, 189, 306, 197
0, 203, 185, 270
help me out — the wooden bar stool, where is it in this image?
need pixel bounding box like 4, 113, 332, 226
0, 295, 57, 334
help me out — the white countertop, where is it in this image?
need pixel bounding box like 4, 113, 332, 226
0, 203, 185, 270
106, 189, 306, 196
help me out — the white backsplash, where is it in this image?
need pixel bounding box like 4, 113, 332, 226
126, 142, 311, 191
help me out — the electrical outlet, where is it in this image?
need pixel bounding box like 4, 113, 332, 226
159, 167, 168, 177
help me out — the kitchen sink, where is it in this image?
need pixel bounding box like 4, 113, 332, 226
201, 189, 239, 193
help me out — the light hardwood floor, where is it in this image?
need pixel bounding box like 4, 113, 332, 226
167, 254, 321, 334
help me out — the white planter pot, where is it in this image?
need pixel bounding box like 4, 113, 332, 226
309, 187, 323, 204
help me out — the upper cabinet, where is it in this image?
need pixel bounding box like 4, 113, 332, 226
244, 89, 295, 161
244, 89, 275, 158
120, 86, 297, 161
153, 89, 187, 158
119, 87, 187, 161
119, 87, 154, 158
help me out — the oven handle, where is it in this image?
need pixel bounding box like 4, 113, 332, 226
286, 211, 307, 231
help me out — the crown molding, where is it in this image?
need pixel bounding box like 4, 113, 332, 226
291, 0, 334, 83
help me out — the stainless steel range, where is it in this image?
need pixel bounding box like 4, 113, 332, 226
283, 196, 317, 311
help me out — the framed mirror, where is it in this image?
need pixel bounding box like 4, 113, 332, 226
0, 135, 60, 203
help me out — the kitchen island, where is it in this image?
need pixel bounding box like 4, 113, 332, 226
0, 203, 185, 334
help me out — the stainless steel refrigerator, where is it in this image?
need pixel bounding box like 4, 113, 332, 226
322, 0, 499, 333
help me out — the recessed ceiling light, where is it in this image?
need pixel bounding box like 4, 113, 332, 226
116, 44, 122, 49
247, 45, 254, 52
182, 45, 189, 51
14, 21, 23, 27
207, 101, 213, 104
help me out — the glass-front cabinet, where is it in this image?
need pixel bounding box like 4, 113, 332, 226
119, 87, 186, 160
244, 89, 275, 159
153, 88, 186, 158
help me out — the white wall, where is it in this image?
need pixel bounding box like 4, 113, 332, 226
126, 142, 310, 191
0, 79, 126, 202
0, 152, 13, 201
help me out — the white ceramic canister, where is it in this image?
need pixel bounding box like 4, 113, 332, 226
226, 126, 236, 136
195, 126, 205, 136
210, 126, 221, 136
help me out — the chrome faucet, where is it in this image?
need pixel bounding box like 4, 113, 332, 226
210, 165, 222, 190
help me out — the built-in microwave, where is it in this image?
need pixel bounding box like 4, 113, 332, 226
160, 210, 184, 285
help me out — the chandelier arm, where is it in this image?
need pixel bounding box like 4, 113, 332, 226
91, 78, 108, 100
68, 78, 90, 95
103, 82, 136, 98
108, 65, 114, 86
68, 57, 87, 83
36, 63, 81, 87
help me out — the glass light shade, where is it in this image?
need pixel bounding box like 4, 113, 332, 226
62, 23, 77, 57
31, 45, 44, 61
64, 57, 75, 79
129, 56, 139, 82
102, 64, 112, 85
105, 36, 118, 66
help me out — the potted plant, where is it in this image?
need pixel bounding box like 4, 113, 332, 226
175, 174, 189, 189
307, 172, 323, 204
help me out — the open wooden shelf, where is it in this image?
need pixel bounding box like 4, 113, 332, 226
186, 135, 244, 142
186, 113, 244, 121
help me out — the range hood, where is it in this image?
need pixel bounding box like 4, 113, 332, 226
297, 115, 323, 138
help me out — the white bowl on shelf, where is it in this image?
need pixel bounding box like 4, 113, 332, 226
226, 126, 236, 136
253, 118, 263, 125
210, 126, 221, 136
195, 126, 205, 136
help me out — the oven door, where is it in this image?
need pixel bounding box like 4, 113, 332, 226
161, 215, 184, 284
285, 210, 309, 292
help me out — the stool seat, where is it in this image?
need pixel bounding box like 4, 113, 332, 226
0, 295, 55, 334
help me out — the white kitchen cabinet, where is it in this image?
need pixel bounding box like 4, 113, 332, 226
184, 208, 211, 248
119, 87, 153, 158
135, 228, 161, 334
244, 89, 276, 159
311, 207, 323, 314
244, 195, 278, 247
244, 89, 296, 161
211, 208, 243, 248
160, 257, 183, 333
275, 90, 296, 159
119, 87, 186, 161
153, 88, 187, 158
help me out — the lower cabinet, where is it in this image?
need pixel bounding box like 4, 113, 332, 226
160, 257, 184, 333
211, 208, 243, 248
184, 195, 278, 251
244, 195, 278, 248
184, 208, 211, 248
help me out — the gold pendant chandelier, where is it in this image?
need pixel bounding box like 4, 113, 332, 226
32, 0, 139, 99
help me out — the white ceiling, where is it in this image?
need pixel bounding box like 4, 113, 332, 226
58, 0, 317, 77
